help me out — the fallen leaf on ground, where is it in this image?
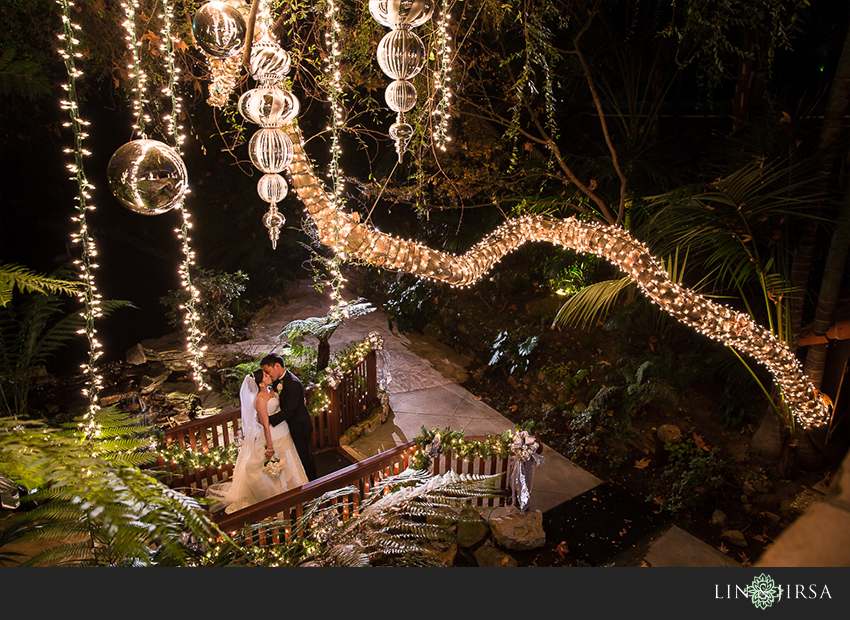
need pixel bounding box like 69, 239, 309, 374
718, 543, 729, 554
739, 552, 752, 566
556, 541, 570, 560
634, 458, 651, 469
693, 431, 709, 451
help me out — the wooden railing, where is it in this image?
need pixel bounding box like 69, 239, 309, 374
155, 351, 378, 494
213, 437, 511, 545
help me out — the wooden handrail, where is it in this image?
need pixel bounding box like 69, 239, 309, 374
213, 436, 511, 545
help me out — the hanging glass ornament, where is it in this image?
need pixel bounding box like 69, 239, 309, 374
192, 1, 247, 59
385, 80, 418, 113
107, 139, 189, 215
249, 127, 294, 173
262, 204, 286, 249
222, 0, 268, 41
257, 173, 288, 203
389, 119, 414, 163
377, 29, 426, 80
369, 0, 435, 30
249, 33, 291, 86
238, 87, 298, 127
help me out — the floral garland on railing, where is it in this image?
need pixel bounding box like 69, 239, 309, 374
307, 331, 384, 416
409, 424, 538, 471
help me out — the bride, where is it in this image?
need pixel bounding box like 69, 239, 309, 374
208, 369, 308, 514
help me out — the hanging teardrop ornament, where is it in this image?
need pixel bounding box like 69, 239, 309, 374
262, 202, 286, 249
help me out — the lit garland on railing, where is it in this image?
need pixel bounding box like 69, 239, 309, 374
283, 122, 830, 429
431, 0, 453, 150
157, 440, 240, 470
57, 0, 104, 440
410, 425, 534, 471
307, 332, 383, 416
162, 0, 209, 389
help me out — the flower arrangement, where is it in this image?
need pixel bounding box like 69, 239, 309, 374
262, 454, 284, 478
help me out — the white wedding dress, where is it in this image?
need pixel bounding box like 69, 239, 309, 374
207, 394, 309, 514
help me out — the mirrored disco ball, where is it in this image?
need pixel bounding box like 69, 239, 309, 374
257, 173, 288, 203
193, 1, 247, 58
377, 29, 426, 80
222, 0, 268, 41
369, 0, 434, 29
107, 139, 189, 215
249, 128, 294, 174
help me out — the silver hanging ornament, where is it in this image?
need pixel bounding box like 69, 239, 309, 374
249, 32, 291, 86
107, 139, 189, 215
192, 1, 247, 58
377, 29, 426, 80
248, 127, 294, 173
368, 0, 435, 30
238, 87, 299, 127
257, 173, 288, 203
389, 118, 414, 162
262, 203, 286, 249
385, 79, 418, 113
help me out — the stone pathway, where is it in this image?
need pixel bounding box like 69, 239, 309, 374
210, 280, 741, 567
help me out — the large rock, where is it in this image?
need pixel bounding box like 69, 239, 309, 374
423, 540, 458, 566
126, 343, 147, 365
456, 506, 489, 548
750, 413, 782, 463
473, 541, 517, 567
721, 529, 748, 548
487, 505, 546, 551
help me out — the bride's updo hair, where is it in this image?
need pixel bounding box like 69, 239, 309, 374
251, 368, 265, 388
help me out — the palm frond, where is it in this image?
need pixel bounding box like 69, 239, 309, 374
552, 277, 634, 329
0, 263, 82, 307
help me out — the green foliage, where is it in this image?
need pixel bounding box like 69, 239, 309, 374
0, 410, 226, 566
160, 269, 249, 344
648, 436, 730, 514
0, 263, 82, 308
382, 277, 438, 335
0, 280, 132, 416
219, 344, 319, 402
487, 330, 540, 376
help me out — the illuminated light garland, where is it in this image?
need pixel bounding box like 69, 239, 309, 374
57, 0, 104, 441
431, 0, 452, 150
323, 0, 344, 209
120, 0, 149, 136
161, 0, 209, 389
282, 123, 830, 429
410, 425, 535, 471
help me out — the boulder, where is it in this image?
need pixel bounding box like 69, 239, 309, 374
487, 505, 546, 551
126, 343, 147, 365
709, 510, 728, 528
456, 506, 489, 548
473, 542, 517, 567
424, 540, 458, 566
656, 424, 682, 443
721, 529, 748, 548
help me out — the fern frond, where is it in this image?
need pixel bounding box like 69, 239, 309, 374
552, 277, 634, 329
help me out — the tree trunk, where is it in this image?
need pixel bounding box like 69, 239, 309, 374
317, 339, 330, 372
731, 26, 757, 134
791, 21, 850, 342
803, 178, 850, 387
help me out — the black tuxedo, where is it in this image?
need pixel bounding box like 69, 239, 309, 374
268, 370, 317, 480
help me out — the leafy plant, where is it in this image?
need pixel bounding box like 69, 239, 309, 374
648, 436, 729, 514
278, 298, 376, 371
487, 330, 540, 376
0, 263, 82, 308
160, 269, 250, 344
0, 409, 227, 566
219, 344, 319, 402
0, 280, 132, 416
381, 277, 437, 335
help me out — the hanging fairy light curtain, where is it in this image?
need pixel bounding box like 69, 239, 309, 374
56, 0, 104, 439
431, 0, 453, 151
107, 0, 208, 388
369, 0, 434, 161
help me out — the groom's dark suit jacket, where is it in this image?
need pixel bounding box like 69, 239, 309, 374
268, 370, 312, 441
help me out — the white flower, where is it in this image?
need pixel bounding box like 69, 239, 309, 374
262, 456, 284, 478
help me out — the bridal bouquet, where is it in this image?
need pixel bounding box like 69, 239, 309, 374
262, 454, 284, 478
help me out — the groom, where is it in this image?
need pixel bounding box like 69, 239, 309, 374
260, 354, 318, 481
